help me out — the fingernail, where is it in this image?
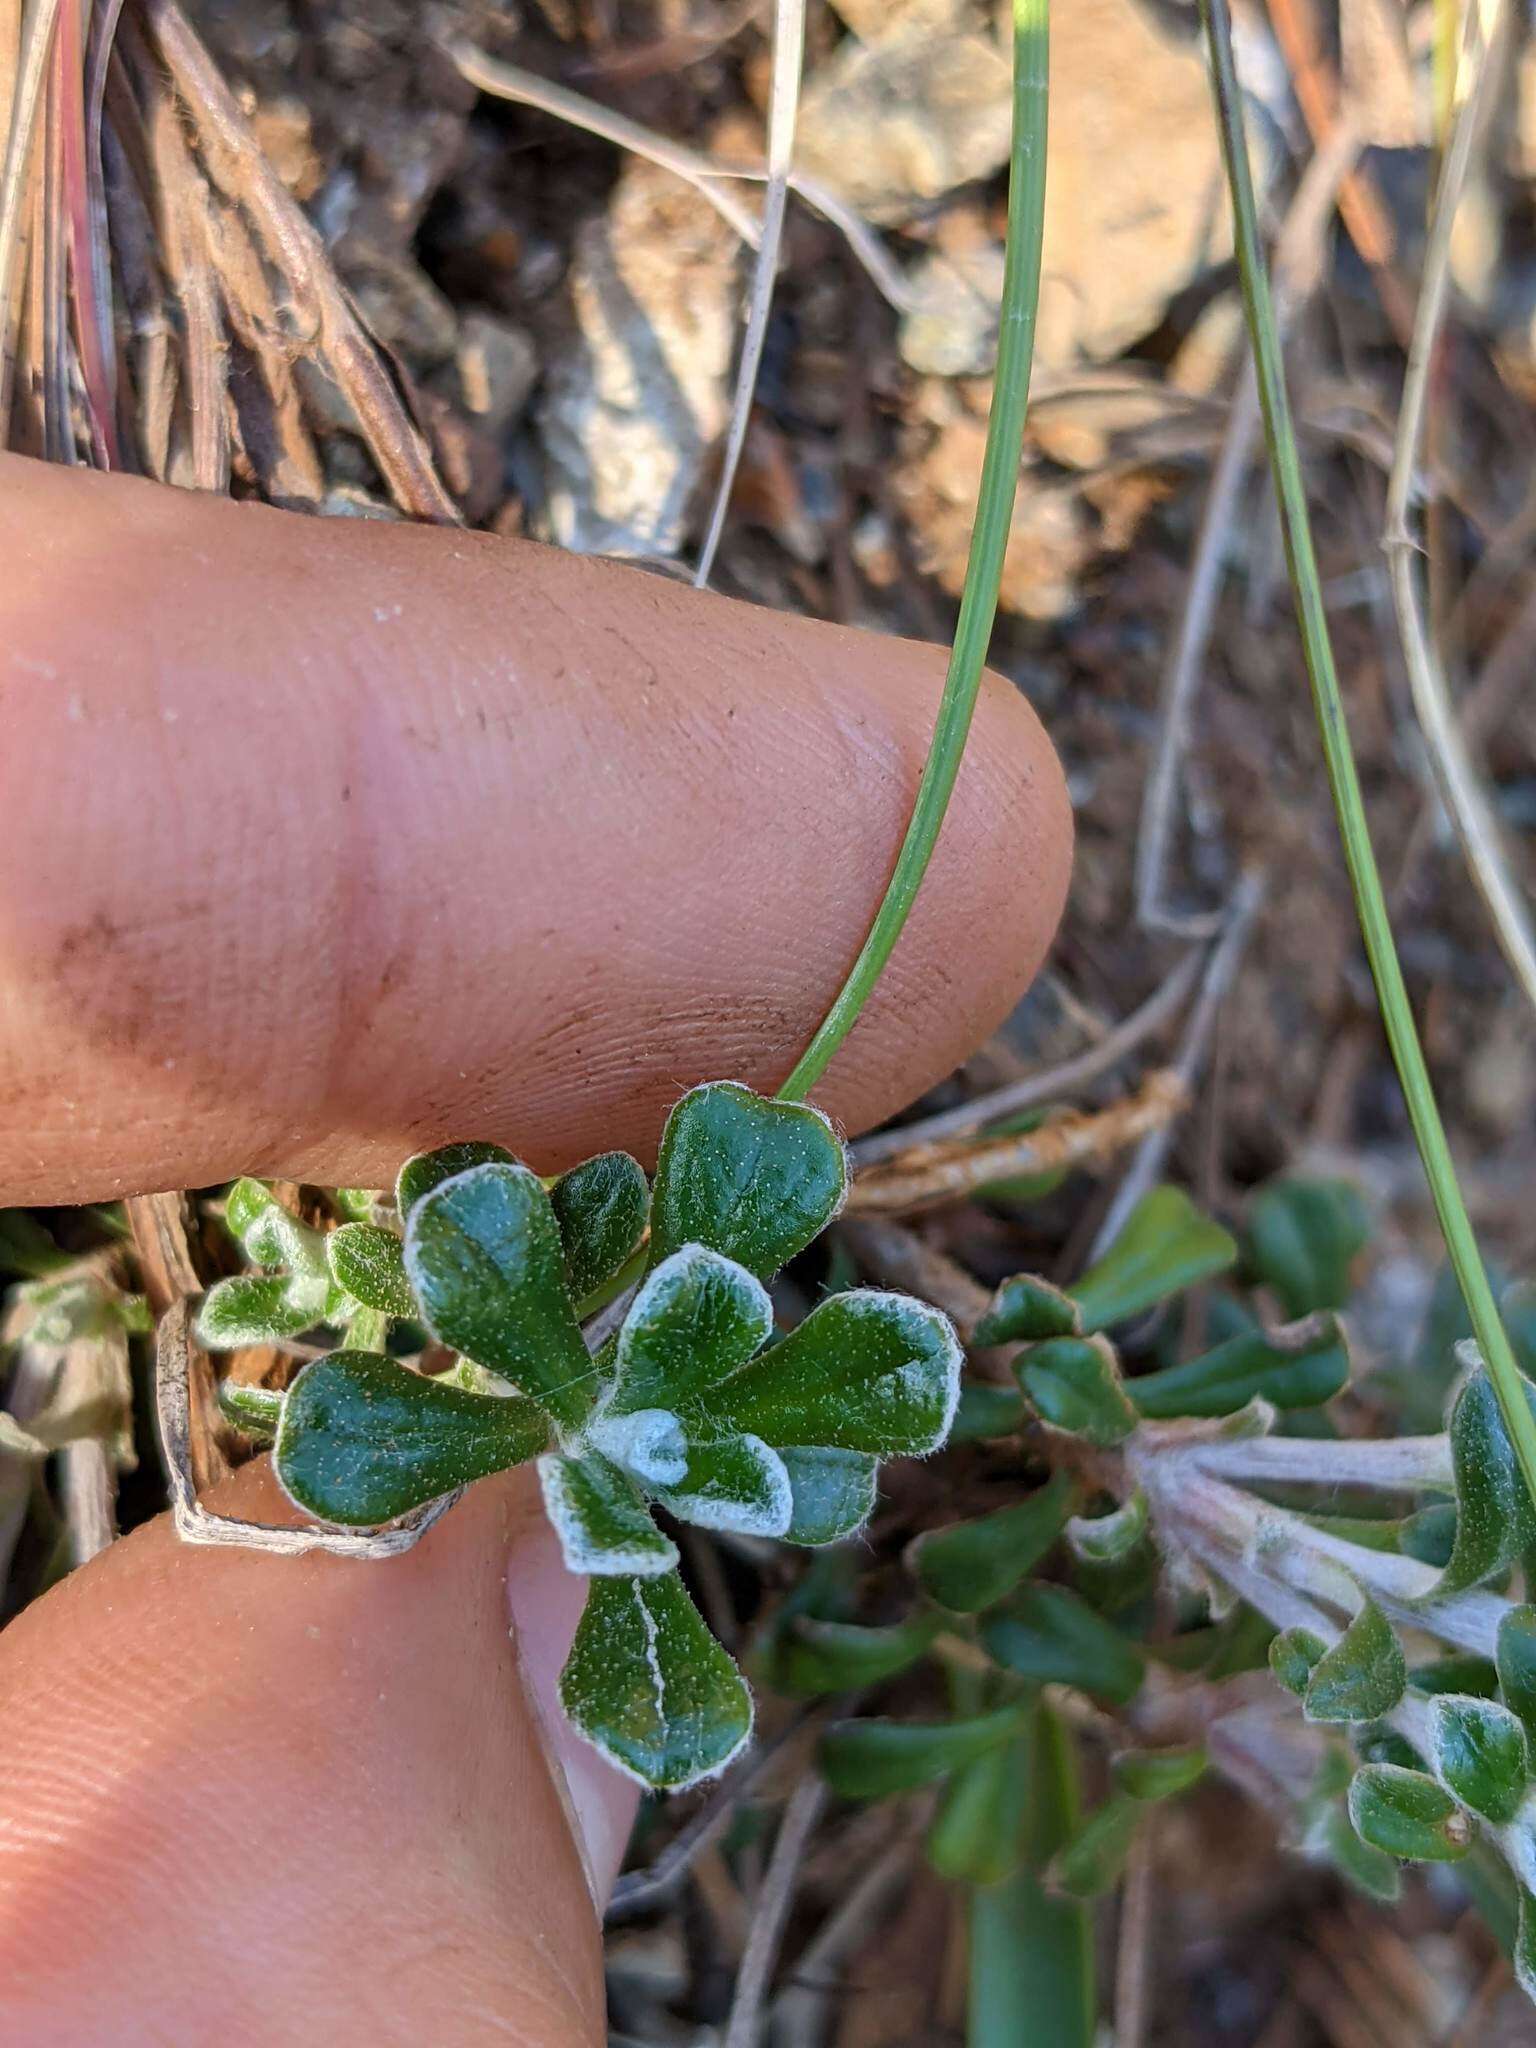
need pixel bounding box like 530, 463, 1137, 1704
504, 1510, 640, 1911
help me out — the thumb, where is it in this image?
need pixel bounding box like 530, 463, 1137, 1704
0, 1458, 627, 2048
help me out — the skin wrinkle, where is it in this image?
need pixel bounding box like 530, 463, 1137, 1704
0, 455, 1070, 1202
0, 1464, 610, 2047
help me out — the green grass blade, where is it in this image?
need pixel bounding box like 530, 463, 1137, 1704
1197, 0, 1536, 1513
778, 0, 1049, 1102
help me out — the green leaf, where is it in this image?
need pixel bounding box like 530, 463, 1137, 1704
404, 1163, 592, 1432
1071, 1186, 1236, 1332
972, 1274, 1081, 1348
691, 1291, 960, 1458
927, 1733, 1031, 1886
773, 1612, 942, 1697
778, 1445, 878, 1545
223, 1179, 328, 1278
950, 1383, 1028, 1444
1065, 1491, 1148, 1566
1248, 1177, 1370, 1318
1499, 1607, 1536, 1747
1303, 1599, 1406, 1724
550, 1152, 649, 1306
1437, 1363, 1536, 1595
820, 1704, 1028, 1800
652, 1433, 792, 1538
586, 1405, 689, 1487
326, 1222, 416, 1320
1016, 1335, 1137, 1446
909, 1470, 1076, 1614
333, 1188, 381, 1222
1347, 1764, 1470, 1863
968, 1704, 1095, 2048
1113, 1746, 1206, 1801
605, 1246, 771, 1419
1047, 1793, 1140, 1899
1316, 1801, 1402, 1902
649, 1081, 847, 1281
1400, 1503, 1457, 1568
559, 1571, 752, 1790
1427, 1693, 1529, 1824
396, 1142, 515, 1217
981, 1585, 1143, 1704
216, 1380, 282, 1439
196, 1274, 329, 1348
1130, 1315, 1349, 1420
537, 1452, 677, 1576
1269, 1626, 1328, 1698
273, 1353, 549, 1525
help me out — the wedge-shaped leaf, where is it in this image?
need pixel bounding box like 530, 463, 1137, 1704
1427, 1693, 1529, 1824
1113, 1746, 1206, 1802
649, 1082, 847, 1281
1131, 1315, 1349, 1420
274, 1352, 548, 1525
909, 1469, 1076, 1614
692, 1290, 960, 1458
606, 1246, 772, 1419
981, 1585, 1143, 1704
972, 1274, 1081, 1348
653, 1433, 792, 1538
1303, 1598, 1406, 1724
550, 1152, 649, 1305
773, 1612, 941, 1698
1270, 1626, 1328, 1697
1066, 1491, 1148, 1566
950, 1383, 1027, 1444
396, 1141, 515, 1217
1499, 1608, 1536, 1747
1248, 1177, 1369, 1318
1347, 1764, 1469, 1863
537, 1452, 677, 1576
1047, 1794, 1140, 1899
1017, 1335, 1137, 1446
1437, 1363, 1536, 1595
326, 1222, 416, 1320
559, 1570, 751, 1790
405, 1162, 592, 1432
778, 1445, 878, 1545
820, 1703, 1028, 1800
196, 1274, 329, 1349
1071, 1186, 1236, 1332
927, 1733, 1030, 1886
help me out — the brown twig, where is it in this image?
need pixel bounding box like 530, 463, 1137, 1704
141, 0, 456, 522
1381, 0, 1536, 1018
725, 1770, 828, 2048
845, 1070, 1188, 1218
854, 948, 1205, 1167
1263, 0, 1416, 344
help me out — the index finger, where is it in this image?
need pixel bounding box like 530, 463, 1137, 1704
0, 455, 1071, 1203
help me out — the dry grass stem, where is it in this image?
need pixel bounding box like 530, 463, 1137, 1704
846, 1069, 1187, 1217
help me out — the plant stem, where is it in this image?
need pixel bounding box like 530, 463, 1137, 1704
777, 0, 1049, 1103
1197, 0, 1536, 1514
